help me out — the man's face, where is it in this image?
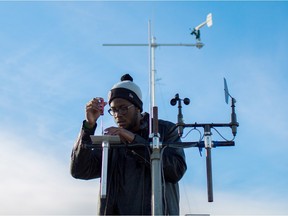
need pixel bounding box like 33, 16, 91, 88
109, 98, 140, 131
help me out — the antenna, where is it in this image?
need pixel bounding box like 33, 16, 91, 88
102, 18, 212, 215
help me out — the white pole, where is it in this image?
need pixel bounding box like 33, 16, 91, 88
148, 21, 157, 134
148, 21, 152, 133
151, 36, 156, 109
148, 21, 163, 216
100, 140, 109, 199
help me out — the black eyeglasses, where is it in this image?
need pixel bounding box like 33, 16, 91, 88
108, 104, 134, 116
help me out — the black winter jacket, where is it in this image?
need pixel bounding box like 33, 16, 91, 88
70, 113, 187, 215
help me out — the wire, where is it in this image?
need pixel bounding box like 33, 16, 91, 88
212, 127, 235, 142
181, 128, 204, 156
180, 124, 236, 143
130, 145, 151, 166
181, 127, 203, 140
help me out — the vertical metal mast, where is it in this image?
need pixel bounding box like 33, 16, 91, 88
148, 21, 152, 131
148, 20, 156, 132
148, 20, 163, 215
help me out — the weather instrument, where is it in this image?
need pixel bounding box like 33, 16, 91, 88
224, 77, 238, 136
191, 13, 213, 48
170, 77, 239, 202
85, 13, 238, 215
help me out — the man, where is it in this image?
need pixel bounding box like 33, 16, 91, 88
70, 74, 187, 215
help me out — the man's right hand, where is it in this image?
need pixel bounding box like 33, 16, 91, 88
85, 97, 107, 128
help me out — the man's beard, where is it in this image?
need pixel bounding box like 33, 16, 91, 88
123, 111, 139, 132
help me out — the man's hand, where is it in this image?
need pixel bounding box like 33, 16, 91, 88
85, 97, 107, 128
104, 126, 135, 143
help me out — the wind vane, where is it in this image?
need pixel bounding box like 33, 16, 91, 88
191, 13, 213, 44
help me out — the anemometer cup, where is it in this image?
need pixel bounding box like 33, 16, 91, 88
170, 94, 190, 106
183, 98, 190, 105
170, 98, 177, 106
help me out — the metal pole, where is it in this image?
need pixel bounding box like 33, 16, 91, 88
151, 36, 156, 108
151, 107, 162, 215
148, 21, 163, 216
204, 125, 213, 202
148, 21, 152, 133
100, 140, 109, 199
151, 146, 162, 215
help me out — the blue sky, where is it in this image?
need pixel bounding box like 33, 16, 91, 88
0, 1, 288, 215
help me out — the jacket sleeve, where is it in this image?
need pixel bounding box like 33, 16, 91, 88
70, 121, 102, 180
160, 121, 187, 183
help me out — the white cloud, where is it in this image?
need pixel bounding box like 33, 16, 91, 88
0, 130, 99, 215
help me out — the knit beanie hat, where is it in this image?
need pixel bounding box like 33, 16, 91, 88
108, 74, 143, 112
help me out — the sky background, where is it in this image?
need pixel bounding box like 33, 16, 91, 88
0, 1, 288, 215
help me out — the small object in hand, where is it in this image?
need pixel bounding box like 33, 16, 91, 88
99, 98, 105, 115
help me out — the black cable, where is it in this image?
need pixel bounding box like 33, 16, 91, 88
182, 127, 203, 140
212, 127, 235, 142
